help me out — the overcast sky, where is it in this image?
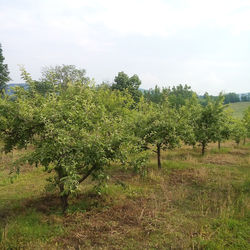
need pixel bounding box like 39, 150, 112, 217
1, 0, 250, 94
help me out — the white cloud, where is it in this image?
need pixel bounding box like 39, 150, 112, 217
1, 0, 250, 93
2, 0, 250, 40
82, 0, 250, 37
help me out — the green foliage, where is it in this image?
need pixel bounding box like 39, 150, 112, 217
31, 80, 55, 96
0, 43, 11, 95
224, 92, 240, 104
111, 71, 142, 102
192, 94, 228, 154
143, 84, 194, 108
0, 63, 249, 248
231, 118, 247, 145
214, 109, 233, 147
167, 84, 194, 108
18, 66, 55, 97
0, 72, 145, 211
179, 93, 201, 146
240, 93, 250, 102
143, 85, 166, 104
134, 98, 182, 168
243, 106, 250, 138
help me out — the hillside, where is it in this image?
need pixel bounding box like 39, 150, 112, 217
227, 102, 250, 118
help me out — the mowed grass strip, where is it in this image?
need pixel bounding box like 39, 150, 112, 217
0, 141, 249, 249
228, 102, 250, 118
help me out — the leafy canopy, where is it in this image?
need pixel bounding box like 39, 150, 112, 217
0, 72, 145, 211
111, 71, 142, 102
192, 94, 227, 154
243, 106, 250, 138
134, 98, 182, 168
231, 118, 247, 145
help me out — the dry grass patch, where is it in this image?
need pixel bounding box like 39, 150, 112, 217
167, 167, 209, 186
202, 154, 241, 166
54, 199, 150, 249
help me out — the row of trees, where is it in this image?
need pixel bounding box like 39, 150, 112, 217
0, 65, 250, 212
224, 92, 250, 103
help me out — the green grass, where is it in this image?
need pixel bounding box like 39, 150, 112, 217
198, 218, 250, 249
0, 141, 249, 249
0, 210, 64, 249
227, 102, 250, 118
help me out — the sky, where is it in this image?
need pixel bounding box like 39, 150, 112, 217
0, 0, 250, 95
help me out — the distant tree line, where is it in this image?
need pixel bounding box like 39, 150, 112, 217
199, 92, 250, 104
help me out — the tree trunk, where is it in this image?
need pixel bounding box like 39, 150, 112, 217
157, 144, 161, 169
218, 140, 221, 150
201, 143, 206, 156
57, 167, 69, 213
243, 137, 246, 145
59, 184, 69, 213
60, 193, 69, 213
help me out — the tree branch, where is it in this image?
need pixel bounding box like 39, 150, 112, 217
78, 165, 98, 184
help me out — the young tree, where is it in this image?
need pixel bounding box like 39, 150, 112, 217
231, 118, 247, 146
214, 109, 233, 149
193, 94, 226, 155
0, 43, 11, 95
134, 99, 181, 169
180, 94, 201, 147
0, 72, 144, 212
243, 106, 250, 141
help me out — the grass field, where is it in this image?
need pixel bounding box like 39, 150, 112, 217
0, 141, 250, 249
227, 102, 250, 118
